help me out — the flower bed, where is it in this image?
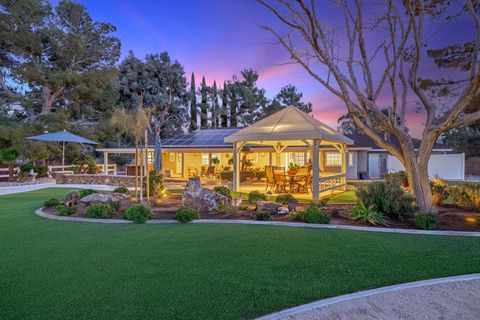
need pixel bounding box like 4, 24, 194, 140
42, 189, 480, 231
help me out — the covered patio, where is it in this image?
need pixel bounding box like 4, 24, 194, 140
224, 107, 353, 200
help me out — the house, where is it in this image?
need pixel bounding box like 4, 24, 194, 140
96, 108, 461, 183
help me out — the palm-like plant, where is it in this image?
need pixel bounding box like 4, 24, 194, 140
111, 100, 150, 200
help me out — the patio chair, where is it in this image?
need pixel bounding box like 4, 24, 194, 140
294, 173, 312, 194
265, 166, 275, 191
206, 165, 216, 179
273, 169, 287, 193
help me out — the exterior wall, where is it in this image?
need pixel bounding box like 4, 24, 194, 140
357, 151, 368, 178
387, 153, 465, 180
346, 151, 357, 179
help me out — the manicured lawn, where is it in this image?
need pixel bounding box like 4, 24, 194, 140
327, 189, 357, 203
1, 188, 479, 320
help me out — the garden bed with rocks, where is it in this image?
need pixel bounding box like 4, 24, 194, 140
41, 179, 480, 231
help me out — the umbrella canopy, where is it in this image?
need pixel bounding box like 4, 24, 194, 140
27, 131, 97, 145
153, 131, 162, 171
26, 130, 97, 168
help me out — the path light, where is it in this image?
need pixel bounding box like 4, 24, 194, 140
465, 216, 477, 224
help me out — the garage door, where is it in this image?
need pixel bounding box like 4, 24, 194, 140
387, 154, 465, 180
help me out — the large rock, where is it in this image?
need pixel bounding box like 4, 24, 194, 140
182, 179, 231, 212
80, 192, 129, 204
256, 201, 282, 214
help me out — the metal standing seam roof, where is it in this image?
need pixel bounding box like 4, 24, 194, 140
224, 107, 353, 144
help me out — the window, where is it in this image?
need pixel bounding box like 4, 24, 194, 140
325, 152, 342, 166
287, 152, 307, 166
201, 153, 210, 165
348, 152, 354, 167
169, 153, 175, 162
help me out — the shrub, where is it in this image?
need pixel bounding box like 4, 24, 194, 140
176, 207, 200, 223
384, 171, 409, 188
351, 203, 386, 226
56, 205, 77, 216
124, 205, 154, 224
356, 182, 415, 220
113, 186, 129, 194
148, 170, 166, 199
309, 199, 328, 207
275, 194, 296, 205
254, 210, 272, 221
288, 210, 304, 221
85, 203, 116, 219
415, 212, 438, 230
43, 198, 60, 207
302, 204, 330, 224
430, 178, 448, 206
248, 190, 267, 203
217, 203, 239, 215
65, 190, 80, 201
78, 189, 98, 198
213, 186, 231, 198
20, 164, 48, 177
107, 200, 121, 212
449, 182, 480, 212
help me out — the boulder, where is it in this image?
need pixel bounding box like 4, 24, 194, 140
181, 179, 231, 212
256, 201, 282, 214
80, 192, 129, 204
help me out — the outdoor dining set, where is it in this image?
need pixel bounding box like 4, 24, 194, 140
265, 165, 313, 194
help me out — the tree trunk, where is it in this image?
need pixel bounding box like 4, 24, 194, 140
403, 154, 435, 213
8, 163, 14, 182
41, 86, 64, 114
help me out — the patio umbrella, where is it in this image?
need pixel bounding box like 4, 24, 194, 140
153, 130, 162, 171
26, 130, 97, 167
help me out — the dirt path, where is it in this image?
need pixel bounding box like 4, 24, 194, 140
280, 279, 480, 320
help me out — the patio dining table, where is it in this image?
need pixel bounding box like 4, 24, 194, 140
285, 173, 309, 193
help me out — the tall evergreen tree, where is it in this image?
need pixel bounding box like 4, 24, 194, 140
211, 81, 219, 128
227, 81, 238, 127
189, 72, 197, 131
221, 81, 229, 127
262, 84, 312, 119
199, 76, 208, 128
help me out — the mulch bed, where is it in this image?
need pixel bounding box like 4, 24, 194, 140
44, 194, 480, 231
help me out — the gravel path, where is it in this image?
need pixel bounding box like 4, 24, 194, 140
279, 279, 480, 320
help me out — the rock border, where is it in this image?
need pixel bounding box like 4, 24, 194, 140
35, 207, 480, 236
255, 273, 480, 320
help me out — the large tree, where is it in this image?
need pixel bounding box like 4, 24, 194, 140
263, 84, 312, 118
0, 0, 120, 116
199, 76, 208, 129
258, 0, 480, 212
211, 80, 219, 128
189, 72, 197, 131
117, 51, 188, 138
220, 81, 229, 127
443, 123, 480, 157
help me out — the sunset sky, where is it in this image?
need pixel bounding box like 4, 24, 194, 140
69, 0, 471, 137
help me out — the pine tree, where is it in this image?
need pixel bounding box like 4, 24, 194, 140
211, 81, 219, 128
189, 73, 197, 131
227, 81, 238, 127
200, 76, 208, 128
221, 81, 229, 127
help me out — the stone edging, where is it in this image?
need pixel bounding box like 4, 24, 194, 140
255, 273, 480, 320
34, 207, 480, 236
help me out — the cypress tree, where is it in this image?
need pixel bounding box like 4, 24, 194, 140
221, 81, 229, 127
228, 82, 238, 127
200, 76, 208, 129
211, 81, 219, 128
189, 73, 197, 131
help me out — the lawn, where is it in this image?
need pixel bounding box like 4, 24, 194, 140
1, 188, 479, 320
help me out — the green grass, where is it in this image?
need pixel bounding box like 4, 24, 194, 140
327, 189, 357, 203
1, 188, 479, 320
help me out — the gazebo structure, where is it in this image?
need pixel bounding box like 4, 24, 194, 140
224, 107, 353, 200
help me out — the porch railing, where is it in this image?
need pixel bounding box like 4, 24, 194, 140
0, 167, 9, 179
318, 173, 347, 193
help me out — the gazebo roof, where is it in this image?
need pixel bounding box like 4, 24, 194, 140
224, 107, 353, 145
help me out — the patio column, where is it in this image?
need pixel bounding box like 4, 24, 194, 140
341, 144, 347, 191
312, 139, 320, 200
181, 152, 185, 178
233, 142, 241, 192
103, 152, 108, 175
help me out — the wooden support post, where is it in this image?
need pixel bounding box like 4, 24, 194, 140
145, 130, 149, 202
135, 143, 139, 200
312, 139, 320, 200
341, 144, 347, 191
233, 142, 240, 192
103, 152, 108, 175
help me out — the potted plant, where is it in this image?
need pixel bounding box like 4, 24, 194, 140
210, 157, 220, 166
288, 162, 299, 175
